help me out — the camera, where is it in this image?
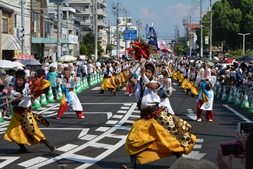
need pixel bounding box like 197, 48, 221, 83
220, 142, 243, 156
237, 122, 253, 133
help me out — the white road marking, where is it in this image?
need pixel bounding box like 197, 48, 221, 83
0, 157, 20, 169
121, 107, 130, 109
117, 110, 127, 114
18, 157, 48, 168
183, 151, 206, 160
193, 144, 202, 149
223, 104, 252, 122
78, 129, 90, 138
112, 115, 123, 119
125, 120, 134, 124
124, 103, 132, 106
95, 127, 110, 132
186, 109, 197, 121
105, 120, 118, 125
129, 115, 139, 118
91, 87, 101, 90
81, 102, 135, 104
172, 88, 176, 91
79, 134, 97, 141
196, 139, 204, 143
64, 112, 113, 119
57, 144, 78, 152
25, 103, 137, 169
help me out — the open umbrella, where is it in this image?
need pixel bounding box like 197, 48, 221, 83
21, 60, 41, 66
0, 60, 17, 69
13, 54, 36, 60
12, 61, 25, 70
59, 55, 77, 62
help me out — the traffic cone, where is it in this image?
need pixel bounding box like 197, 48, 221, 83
77, 82, 82, 94
85, 77, 89, 88
32, 96, 41, 109
216, 85, 222, 99
234, 89, 242, 106
40, 94, 48, 106
47, 87, 55, 103
227, 86, 234, 103
221, 86, 228, 101
241, 92, 250, 109
0, 109, 4, 122
58, 85, 62, 99
249, 99, 253, 112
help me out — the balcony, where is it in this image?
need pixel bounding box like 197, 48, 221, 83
80, 20, 91, 26
97, 9, 106, 17
98, 0, 107, 8
97, 19, 106, 27
68, 0, 92, 3
75, 8, 92, 15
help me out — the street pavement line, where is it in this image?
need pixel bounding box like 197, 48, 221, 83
91, 87, 101, 90
0, 157, 20, 169
18, 157, 48, 168
57, 144, 78, 152
186, 109, 197, 121
81, 102, 135, 104
95, 127, 110, 132
223, 104, 252, 122
26, 103, 137, 169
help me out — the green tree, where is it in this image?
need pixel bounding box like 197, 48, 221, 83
81, 32, 104, 59
80, 45, 88, 55
175, 44, 186, 56
106, 44, 113, 55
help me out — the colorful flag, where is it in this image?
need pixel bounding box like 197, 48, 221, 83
146, 23, 159, 52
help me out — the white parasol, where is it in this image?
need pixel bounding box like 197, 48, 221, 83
0, 60, 17, 69
59, 55, 77, 62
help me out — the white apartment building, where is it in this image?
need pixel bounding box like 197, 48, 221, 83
109, 17, 138, 56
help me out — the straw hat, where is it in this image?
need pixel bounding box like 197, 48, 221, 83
249, 60, 253, 66
206, 62, 214, 67
169, 157, 217, 169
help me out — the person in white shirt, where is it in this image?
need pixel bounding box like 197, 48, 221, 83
81, 61, 88, 77
56, 68, 84, 119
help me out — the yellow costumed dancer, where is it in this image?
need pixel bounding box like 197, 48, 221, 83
4, 69, 56, 153
122, 58, 196, 169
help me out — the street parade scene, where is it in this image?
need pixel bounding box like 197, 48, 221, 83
0, 0, 253, 169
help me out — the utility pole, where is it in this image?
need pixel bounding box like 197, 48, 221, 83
57, 1, 61, 61
200, 0, 203, 58
21, 0, 25, 54
209, 0, 212, 61
238, 33, 251, 56
95, 0, 98, 61
116, 3, 120, 58
123, 8, 128, 57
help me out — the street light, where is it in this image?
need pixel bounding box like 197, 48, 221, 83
238, 33, 251, 56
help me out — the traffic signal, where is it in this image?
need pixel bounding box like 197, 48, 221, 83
17, 27, 24, 38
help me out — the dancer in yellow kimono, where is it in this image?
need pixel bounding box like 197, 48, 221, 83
123, 44, 196, 168
4, 69, 56, 153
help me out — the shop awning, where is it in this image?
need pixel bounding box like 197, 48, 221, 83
2, 34, 21, 50
32, 37, 69, 44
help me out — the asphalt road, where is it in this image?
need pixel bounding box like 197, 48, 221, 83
0, 82, 252, 169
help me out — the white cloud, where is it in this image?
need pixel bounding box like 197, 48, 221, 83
165, 3, 200, 21
138, 7, 159, 20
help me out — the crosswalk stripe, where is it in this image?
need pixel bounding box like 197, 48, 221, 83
18, 157, 48, 168
95, 127, 110, 132
57, 144, 78, 152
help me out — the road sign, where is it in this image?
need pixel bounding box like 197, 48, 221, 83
124, 30, 138, 41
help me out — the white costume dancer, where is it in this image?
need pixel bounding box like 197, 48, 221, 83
158, 67, 175, 115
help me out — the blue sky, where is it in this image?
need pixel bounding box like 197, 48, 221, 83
105, 0, 215, 43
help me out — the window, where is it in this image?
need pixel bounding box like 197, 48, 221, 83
2, 18, 8, 33
45, 21, 50, 33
